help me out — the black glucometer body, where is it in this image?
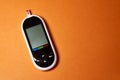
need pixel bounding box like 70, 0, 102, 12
21, 11, 57, 71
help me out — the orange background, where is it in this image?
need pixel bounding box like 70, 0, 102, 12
0, 0, 120, 80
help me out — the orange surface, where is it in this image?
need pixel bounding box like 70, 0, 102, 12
0, 0, 120, 80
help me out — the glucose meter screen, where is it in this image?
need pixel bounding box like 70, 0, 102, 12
26, 24, 48, 51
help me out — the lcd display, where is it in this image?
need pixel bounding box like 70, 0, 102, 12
26, 24, 48, 51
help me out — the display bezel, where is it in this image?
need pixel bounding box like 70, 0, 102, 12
23, 16, 51, 53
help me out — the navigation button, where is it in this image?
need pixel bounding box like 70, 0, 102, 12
42, 54, 45, 58
49, 55, 53, 58
43, 60, 47, 63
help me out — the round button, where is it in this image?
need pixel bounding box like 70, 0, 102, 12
43, 60, 47, 63
41, 54, 45, 58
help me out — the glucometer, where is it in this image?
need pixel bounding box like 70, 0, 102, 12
21, 10, 57, 71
